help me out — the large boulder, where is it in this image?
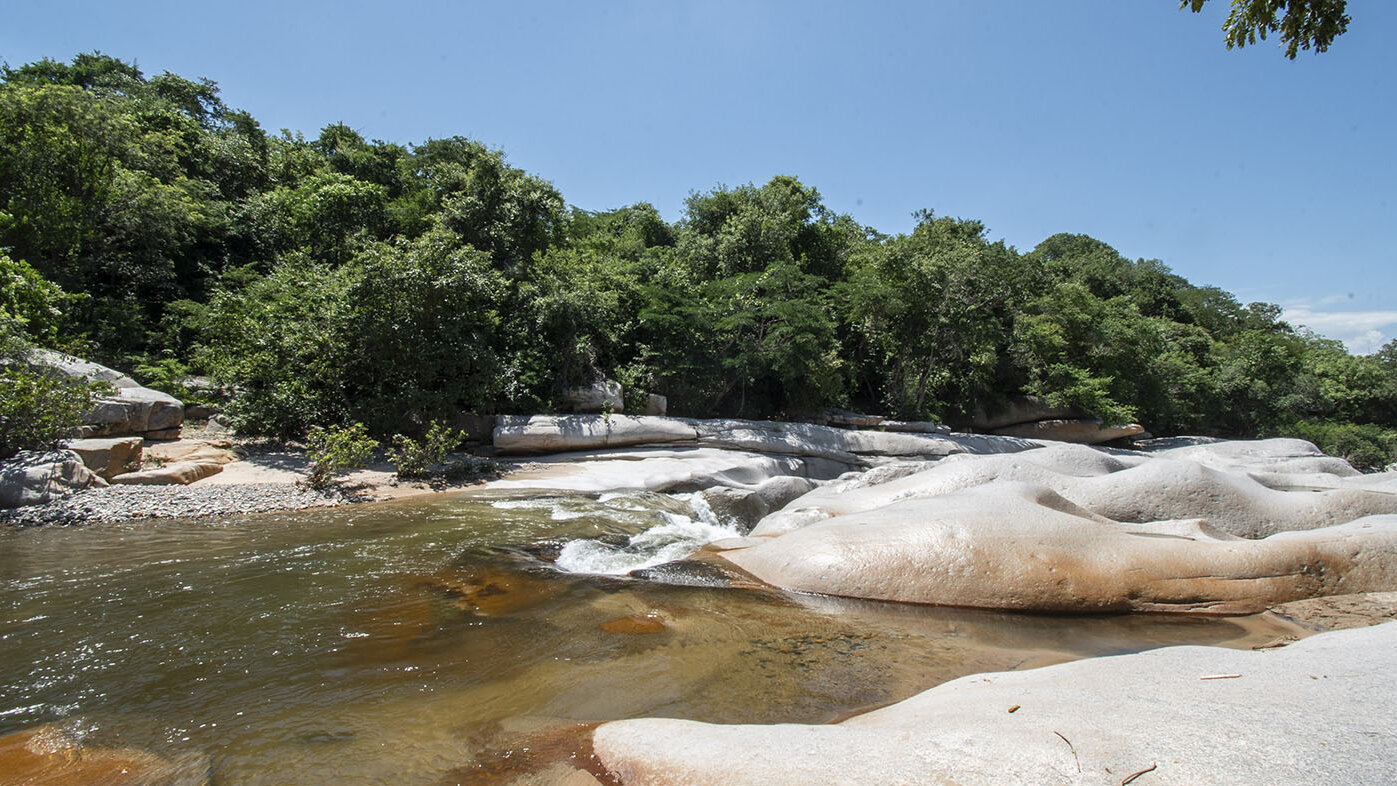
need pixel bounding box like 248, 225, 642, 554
492, 415, 1042, 465
640, 393, 668, 416
34, 350, 185, 439
561, 379, 624, 413
0, 450, 107, 508
494, 415, 699, 454
591, 621, 1397, 785
66, 436, 143, 480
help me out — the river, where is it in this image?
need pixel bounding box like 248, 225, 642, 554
0, 489, 1297, 784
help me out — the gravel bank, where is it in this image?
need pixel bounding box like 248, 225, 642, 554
0, 482, 364, 525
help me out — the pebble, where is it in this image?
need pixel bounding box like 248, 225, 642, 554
0, 483, 364, 526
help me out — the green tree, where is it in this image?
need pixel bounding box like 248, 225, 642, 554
1182, 0, 1350, 58
845, 212, 1030, 421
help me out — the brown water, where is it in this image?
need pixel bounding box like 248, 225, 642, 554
0, 490, 1298, 784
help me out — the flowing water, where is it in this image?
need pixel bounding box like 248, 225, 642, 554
0, 490, 1299, 784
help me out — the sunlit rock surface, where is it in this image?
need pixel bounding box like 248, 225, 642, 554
726, 483, 1397, 614
750, 441, 1397, 539
493, 415, 1042, 467
592, 621, 1397, 786
728, 439, 1397, 613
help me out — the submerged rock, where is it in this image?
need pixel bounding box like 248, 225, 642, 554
0, 724, 207, 785
591, 621, 1397, 785
599, 612, 667, 634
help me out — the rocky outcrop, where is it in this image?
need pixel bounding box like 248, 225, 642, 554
66, 436, 143, 480
591, 621, 1397, 786
0, 450, 107, 509
725, 482, 1397, 614
111, 461, 224, 486
749, 441, 1397, 539
35, 350, 185, 439
698, 487, 769, 531
970, 396, 1141, 445
493, 414, 1040, 464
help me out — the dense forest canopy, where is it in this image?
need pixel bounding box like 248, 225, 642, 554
2, 54, 1395, 467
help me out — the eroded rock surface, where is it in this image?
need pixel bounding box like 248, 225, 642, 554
592, 621, 1397, 786
729, 439, 1397, 614
726, 483, 1397, 614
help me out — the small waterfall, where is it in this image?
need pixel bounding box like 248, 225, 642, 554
553, 493, 742, 575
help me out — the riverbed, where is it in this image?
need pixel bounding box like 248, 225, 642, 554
0, 489, 1300, 784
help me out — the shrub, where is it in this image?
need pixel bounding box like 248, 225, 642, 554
1268, 419, 1397, 473
305, 422, 378, 489
388, 421, 464, 478
0, 328, 109, 459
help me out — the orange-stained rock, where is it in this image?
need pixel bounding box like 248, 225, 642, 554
0, 724, 204, 786
600, 613, 666, 635
420, 568, 560, 616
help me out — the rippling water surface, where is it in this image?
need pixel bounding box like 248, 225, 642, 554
0, 490, 1297, 784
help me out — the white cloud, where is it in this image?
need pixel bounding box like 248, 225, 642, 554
1282, 304, 1397, 355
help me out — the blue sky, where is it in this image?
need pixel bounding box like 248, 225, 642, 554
6, 1, 1395, 352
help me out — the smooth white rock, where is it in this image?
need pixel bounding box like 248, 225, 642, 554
593, 621, 1397, 786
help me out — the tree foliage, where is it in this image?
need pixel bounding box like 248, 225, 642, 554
1183, 0, 1351, 58
4, 53, 1394, 469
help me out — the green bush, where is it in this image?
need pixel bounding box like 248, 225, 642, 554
388, 421, 464, 478
0, 328, 109, 459
305, 422, 378, 489
1268, 419, 1397, 473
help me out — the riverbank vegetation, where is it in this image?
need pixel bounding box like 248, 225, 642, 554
3, 54, 1395, 468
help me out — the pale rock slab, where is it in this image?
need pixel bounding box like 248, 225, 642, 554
111, 461, 224, 486
592, 621, 1397, 786
494, 415, 699, 454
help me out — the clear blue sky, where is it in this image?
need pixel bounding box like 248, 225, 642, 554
6, 1, 1395, 352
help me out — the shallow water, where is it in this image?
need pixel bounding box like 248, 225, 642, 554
0, 490, 1298, 784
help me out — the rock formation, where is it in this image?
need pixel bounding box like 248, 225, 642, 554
35, 350, 185, 440
590, 621, 1397, 785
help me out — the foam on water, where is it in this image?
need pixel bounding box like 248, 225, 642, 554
554, 494, 742, 575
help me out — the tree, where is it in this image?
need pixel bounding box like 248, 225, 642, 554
1182, 0, 1350, 58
